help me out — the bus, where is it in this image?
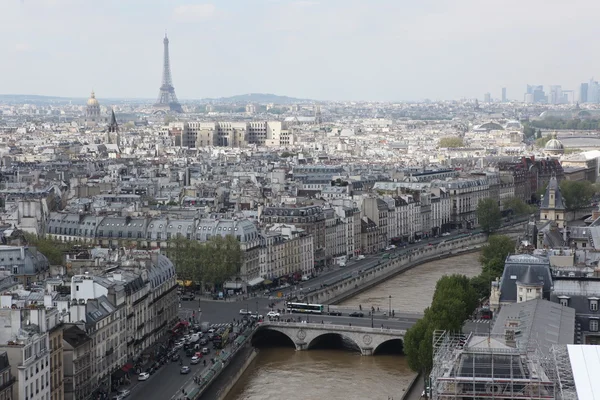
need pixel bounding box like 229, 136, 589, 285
213, 326, 230, 349
286, 302, 324, 314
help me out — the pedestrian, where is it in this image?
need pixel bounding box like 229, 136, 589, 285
359, 304, 362, 311
377, 307, 380, 312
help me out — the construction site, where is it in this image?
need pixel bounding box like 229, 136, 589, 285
430, 331, 579, 400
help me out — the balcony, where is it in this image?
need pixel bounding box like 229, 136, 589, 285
105, 347, 114, 356
126, 312, 134, 320
136, 323, 145, 331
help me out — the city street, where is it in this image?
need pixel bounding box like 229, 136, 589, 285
128, 295, 419, 400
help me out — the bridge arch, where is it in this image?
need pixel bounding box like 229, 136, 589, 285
307, 332, 361, 352
252, 326, 296, 349
373, 338, 404, 355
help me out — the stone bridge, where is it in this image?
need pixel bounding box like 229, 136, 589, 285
254, 321, 405, 356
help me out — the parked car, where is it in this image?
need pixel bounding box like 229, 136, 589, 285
199, 338, 208, 345
111, 395, 125, 400
357, 255, 365, 260
190, 355, 200, 365
180, 366, 191, 374
171, 353, 181, 362
201, 347, 210, 355
117, 389, 131, 398
349, 312, 364, 317
328, 311, 342, 316
138, 372, 150, 381
442, 232, 450, 237
267, 311, 280, 318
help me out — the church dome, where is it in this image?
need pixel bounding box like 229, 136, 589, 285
87, 91, 99, 107
545, 133, 564, 155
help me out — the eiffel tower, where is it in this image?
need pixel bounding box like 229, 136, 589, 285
154, 33, 183, 113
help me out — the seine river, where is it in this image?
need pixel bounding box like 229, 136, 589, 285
226, 252, 482, 400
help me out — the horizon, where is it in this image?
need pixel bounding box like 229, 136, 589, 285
2, 1, 599, 102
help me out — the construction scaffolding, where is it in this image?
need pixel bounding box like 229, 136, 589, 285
431, 330, 558, 399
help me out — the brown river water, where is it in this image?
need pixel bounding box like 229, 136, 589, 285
226, 252, 482, 400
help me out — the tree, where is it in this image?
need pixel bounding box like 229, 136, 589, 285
503, 197, 534, 216
476, 198, 502, 233
535, 135, 552, 148
536, 129, 542, 139
438, 137, 464, 148
23, 233, 83, 266
404, 314, 434, 390
479, 234, 515, 279
469, 270, 494, 300
167, 235, 244, 291
559, 180, 595, 210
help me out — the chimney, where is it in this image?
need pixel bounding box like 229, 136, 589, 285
505, 328, 516, 348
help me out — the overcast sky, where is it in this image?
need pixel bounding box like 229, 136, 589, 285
2, 0, 599, 102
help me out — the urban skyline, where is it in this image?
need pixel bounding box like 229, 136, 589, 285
3, 0, 600, 101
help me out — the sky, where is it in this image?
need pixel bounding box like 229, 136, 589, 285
2, 0, 600, 102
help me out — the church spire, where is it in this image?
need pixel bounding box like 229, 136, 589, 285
108, 108, 118, 133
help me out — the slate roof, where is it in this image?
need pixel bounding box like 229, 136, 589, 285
492, 299, 575, 356
499, 254, 553, 303
63, 325, 92, 348
540, 176, 565, 210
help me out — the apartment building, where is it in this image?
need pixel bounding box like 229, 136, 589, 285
49, 323, 64, 400
47, 214, 260, 286
332, 202, 362, 258
259, 224, 314, 281
62, 325, 93, 400
441, 178, 490, 230
0, 246, 49, 287
362, 197, 388, 251
181, 121, 293, 148
0, 306, 53, 400
0, 353, 15, 400
430, 187, 451, 235
261, 206, 326, 266
360, 217, 379, 254
324, 209, 346, 263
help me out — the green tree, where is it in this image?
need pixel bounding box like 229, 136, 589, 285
523, 125, 536, 139
536, 129, 542, 139
503, 197, 534, 216
404, 314, 434, 389
430, 275, 479, 325
479, 234, 515, 279
23, 233, 82, 266
559, 180, 595, 210
535, 135, 552, 148
438, 136, 464, 148
469, 270, 494, 300
476, 198, 502, 233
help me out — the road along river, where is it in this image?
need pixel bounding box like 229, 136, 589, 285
226, 252, 482, 400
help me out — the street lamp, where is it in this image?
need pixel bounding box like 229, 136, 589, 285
371, 307, 374, 328
388, 295, 392, 317
256, 301, 259, 316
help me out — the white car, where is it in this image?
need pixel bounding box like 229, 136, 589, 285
190, 355, 200, 364
267, 311, 280, 318
239, 309, 251, 315
442, 232, 450, 237
138, 372, 150, 381
357, 255, 365, 260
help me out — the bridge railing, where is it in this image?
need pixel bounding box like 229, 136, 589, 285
259, 321, 406, 335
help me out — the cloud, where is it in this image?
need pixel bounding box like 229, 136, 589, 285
172, 4, 216, 22
14, 43, 31, 52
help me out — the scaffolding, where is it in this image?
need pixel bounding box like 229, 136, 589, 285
431, 330, 558, 399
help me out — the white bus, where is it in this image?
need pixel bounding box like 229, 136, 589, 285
286, 302, 324, 314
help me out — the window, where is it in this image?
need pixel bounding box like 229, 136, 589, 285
590, 300, 599, 311
590, 319, 599, 332
559, 298, 569, 307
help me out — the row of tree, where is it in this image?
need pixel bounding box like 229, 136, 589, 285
166, 235, 244, 290
530, 118, 600, 131
476, 197, 534, 234
404, 235, 516, 392
438, 136, 464, 148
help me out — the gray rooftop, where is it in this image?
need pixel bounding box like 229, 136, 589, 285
492, 299, 575, 356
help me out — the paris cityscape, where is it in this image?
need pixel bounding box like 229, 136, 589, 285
2, 1, 600, 400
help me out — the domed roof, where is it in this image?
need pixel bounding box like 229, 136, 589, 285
545, 133, 564, 151
87, 91, 99, 107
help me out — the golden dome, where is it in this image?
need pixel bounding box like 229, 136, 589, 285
87, 91, 99, 107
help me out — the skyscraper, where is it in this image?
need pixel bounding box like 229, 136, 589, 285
484, 93, 491, 103
580, 83, 589, 103
525, 85, 546, 103
501, 87, 507, 102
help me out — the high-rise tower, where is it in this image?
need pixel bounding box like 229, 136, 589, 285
154, 33, 183, 113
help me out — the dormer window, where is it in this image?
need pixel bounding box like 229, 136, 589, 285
589, 298, 599, 311
590, 318, 599, 332
558, 296, 570, 307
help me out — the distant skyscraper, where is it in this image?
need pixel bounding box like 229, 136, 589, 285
154, 33, 183, 113
484, 93, 491, 103
580, 82, 589, 103
588, 80, 600, 103
501, 87, 507, 102
526, 85, 546, 103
